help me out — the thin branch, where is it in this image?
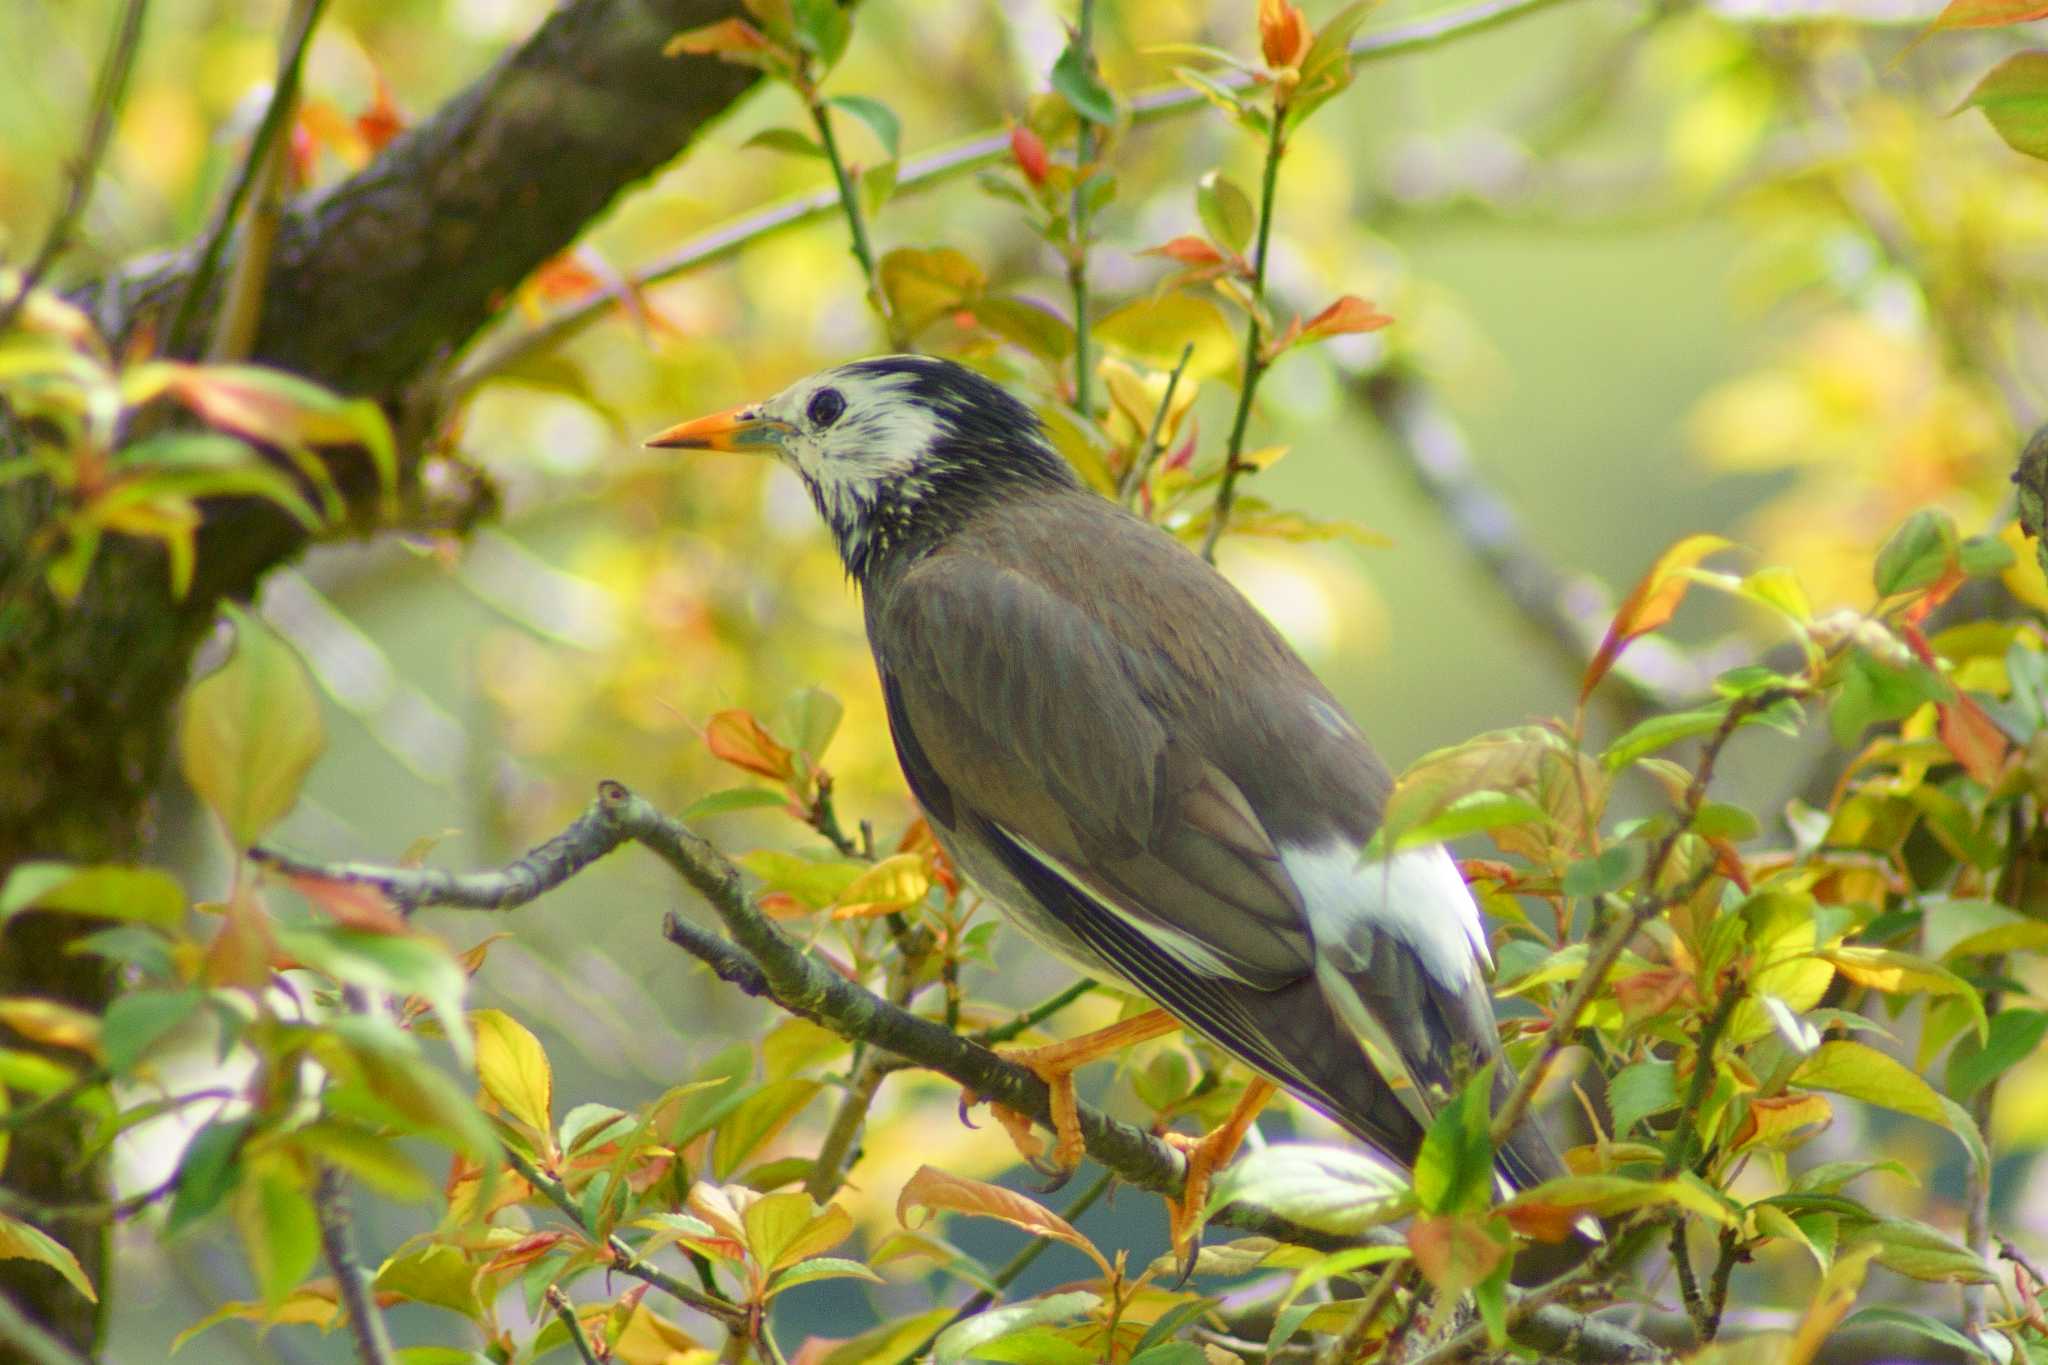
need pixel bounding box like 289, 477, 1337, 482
1119, 342, 1194, 506
974, 979, 1098, 1047
313, 1165, 398, 1365
1701, 1224, 1741, 1342
1659, 975, 1743, 1180
0, 1291, 95, 1365
0, 0, 150, 334
804, 1051, 892, 1202
1199, 99, 1288, 563
164, 0, 329, 357
1670, 1219, 1705, 1346
545, 1285, 603, 1365
497, 1142, 750, 1330
1490, 688, 1798, 1149
896, 1165, 1115, 1365
1316, 1262, 1412, 1365
446, 0, 1591, 399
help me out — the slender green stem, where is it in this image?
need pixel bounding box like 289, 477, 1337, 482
546, 1286, 602, 1365
805, 90, 905, 350
1660, 978, 1743, 1179
0, 0, 150, 334
1199, 106, 1287, 563
1120, 342, 1194, 506
1068, 0, 1099, 418
895, 1166, 1116, 1364
164, 0, 329, 356
974, 979, 1097, 1046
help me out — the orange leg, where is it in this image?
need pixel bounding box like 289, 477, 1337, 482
1163, 1077, 1279, 1266
983, 1009, 1181, 1174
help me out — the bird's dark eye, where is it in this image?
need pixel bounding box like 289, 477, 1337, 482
807, 388, 846, 428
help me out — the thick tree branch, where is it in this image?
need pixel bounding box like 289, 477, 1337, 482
261, 781, 1664, 1364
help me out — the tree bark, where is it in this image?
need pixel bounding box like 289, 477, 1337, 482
0, 0, 768, 1354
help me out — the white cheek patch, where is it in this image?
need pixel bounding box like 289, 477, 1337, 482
786, 371, 949, 525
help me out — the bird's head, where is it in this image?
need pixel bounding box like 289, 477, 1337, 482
648, 355, 1078, 580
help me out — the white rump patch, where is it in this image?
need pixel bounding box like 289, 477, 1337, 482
1283, 842, 1492, 987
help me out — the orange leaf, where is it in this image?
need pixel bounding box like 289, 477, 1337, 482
481, 1230, 575, 1277
1612, 967, 1695, 1026
1258, 0, 1312, 68
1733, 1092, 1833, 1151
705, 710, 794, 781
1299, 294, 1395, 342
1580, 534, 1733, 703
1939, 692, 2009, 785
355, 75, 406, 155
1926, 0, 2048, 29
897, 1165, 1111, 1277
285, 873, 410, 935
664, 17, 770, 57
1144, 236, 1226, 266
1406, 1211, 1509, 1296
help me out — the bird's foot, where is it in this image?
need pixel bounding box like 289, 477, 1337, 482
1161, 1078, 1279, 1274
973, 1009, 1181, 1178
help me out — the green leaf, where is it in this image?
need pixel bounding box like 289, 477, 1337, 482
1960, 51, 2048, 162
1608, 1059, 1679, 1137
782, 684, 845, 760
742, 127, 824, 158
179, 605, 326, 846
1946, 1008, 2048, 1102
0, 1212, 97, 1303
1840, 1307, 1991, 1358
682, 787, 790, 820
767, 1255, 886, 1296
713, 1077, 822, 1179
1829, 651, 1949, 748
1207, 1143, 1414, 1234
374, 1242, 484, 1319
1601, 708, 1729, 771
971, 297, 1078, 363
1562, 845, 1639, 898
0, 861, 186, 930
1413, 1063, 1496, 1216
1793, 1041, 1950, 1128
1385, 791, 1547, 850
289, 1121, 433, 1202
167, 1116, 257, 1235
1847, 1216, 1994, 1283
1051, 41, 1114, 126
101, 987, 203, 1074
277, 927, 473, 1068
1195, 171, 1255, 255
235, 1167, 319, 1309
933, 1291, 1099, 1364
791, 0, 850, 66
1128, 1298, 1221, 1358
827, 95, 901, 159
1874, 508, 1959, 596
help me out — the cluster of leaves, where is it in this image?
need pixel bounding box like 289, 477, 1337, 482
0, 273, 396, 603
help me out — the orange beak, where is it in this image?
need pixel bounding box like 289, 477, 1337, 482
644, 403, 792, 452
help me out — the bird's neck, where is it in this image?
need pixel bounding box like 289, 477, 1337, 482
835, 434, 1080, 586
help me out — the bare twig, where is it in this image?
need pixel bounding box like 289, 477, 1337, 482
0, 0, 150, 334
164, 0, 329, 356
314, 1165, 398, 1365
1317, 1262, 1412, 1365
545, 1285, 602, 1365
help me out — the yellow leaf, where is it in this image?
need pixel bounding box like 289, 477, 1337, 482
897, 1165, 1111, 1278
0, 1212, 97, 1302
1093, 293, 1240, 379
878, 247, 986, 335
0, 999, 102, 1059
1792, 1041, 1947, 1128
471, 1008, 553, 1137
179, 605, 326, 846
1580, 534, 1734, 703
1819, 947, 1986, 1040
830, 852, 932, 919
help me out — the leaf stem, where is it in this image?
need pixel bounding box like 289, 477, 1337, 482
1068, 0, 1100, 419
805, 90, 904, 350
0, 0, 150, 335
1199, 104, 1287, 563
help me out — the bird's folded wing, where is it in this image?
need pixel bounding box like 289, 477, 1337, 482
876, 551, 1314, 986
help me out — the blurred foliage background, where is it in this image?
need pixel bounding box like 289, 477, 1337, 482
6, 0, 2048, 1358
